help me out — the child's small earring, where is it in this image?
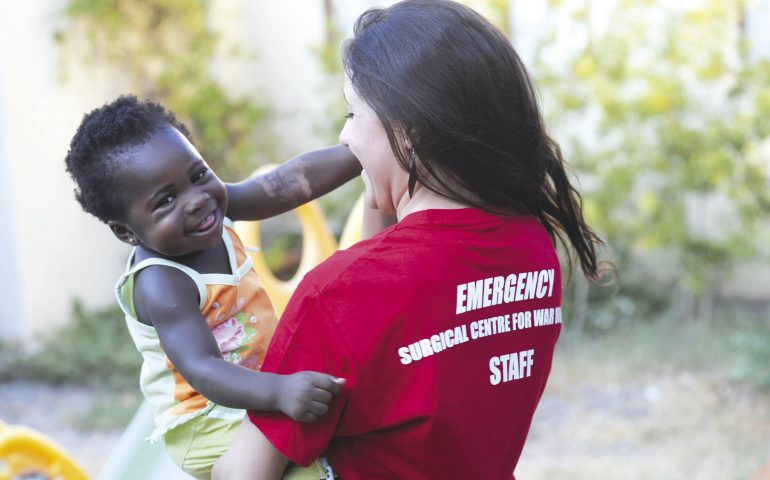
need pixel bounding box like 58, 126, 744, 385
128, 237, 138, 246
408, 149, 418, 198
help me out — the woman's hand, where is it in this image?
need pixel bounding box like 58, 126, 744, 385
276, 371, 346, 422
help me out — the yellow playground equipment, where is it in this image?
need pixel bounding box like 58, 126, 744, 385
4, 177, 365, 479
0, 419, 88, 480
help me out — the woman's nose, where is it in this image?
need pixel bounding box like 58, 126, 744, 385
339, 122, 349, 146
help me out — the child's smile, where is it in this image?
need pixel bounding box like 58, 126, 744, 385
111, 126, 228, 258
192, 212, 218, 233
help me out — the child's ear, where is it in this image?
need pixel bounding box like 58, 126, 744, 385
108, 221, 139, 246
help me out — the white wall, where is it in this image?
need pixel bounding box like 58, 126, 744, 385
210, 0, 335, 156
207, 0, 400, 157
0, 38, 23, 340
0, 1, 139, 341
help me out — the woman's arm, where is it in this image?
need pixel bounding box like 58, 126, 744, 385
226, 144, 360, 221
212, 417, 289, 480
132, 265, 342, 421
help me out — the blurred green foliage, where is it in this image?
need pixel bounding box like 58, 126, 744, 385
730, 303, 770, 390
263, 232, 303, 280
734, 326, 770, 389
56, 0, 276, 181
532, 0, 770, 323
464, 0, 511, 35
0, 300, 141, 389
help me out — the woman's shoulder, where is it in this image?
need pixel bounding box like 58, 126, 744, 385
300, 209, 555, 294
301, 231, 403, 292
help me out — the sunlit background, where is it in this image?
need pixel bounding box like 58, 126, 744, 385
0, 1, 769, 479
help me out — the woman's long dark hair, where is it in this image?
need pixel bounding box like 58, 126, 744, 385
343, 0, 605, 281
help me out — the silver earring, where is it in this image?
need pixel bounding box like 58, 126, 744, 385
408, 149, 418, 198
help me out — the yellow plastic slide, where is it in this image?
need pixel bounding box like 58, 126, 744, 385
0, 419, 89, 480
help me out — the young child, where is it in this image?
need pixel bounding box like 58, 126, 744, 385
64, 95, 359, 479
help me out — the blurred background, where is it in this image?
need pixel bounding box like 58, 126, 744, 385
0, 0, 768, 478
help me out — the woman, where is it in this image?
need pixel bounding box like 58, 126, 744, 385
217, 1, 603, 479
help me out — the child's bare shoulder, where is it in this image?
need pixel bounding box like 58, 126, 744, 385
132, 261, 201, 326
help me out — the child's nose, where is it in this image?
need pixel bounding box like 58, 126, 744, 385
187, 191, 211, 212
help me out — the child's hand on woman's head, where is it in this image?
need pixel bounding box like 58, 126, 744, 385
277, 371, 345, 422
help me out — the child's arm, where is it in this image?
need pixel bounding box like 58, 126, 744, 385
132, 265, 344, 421
226, 144, 360, 221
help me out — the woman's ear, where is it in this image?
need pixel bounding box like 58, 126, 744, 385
108, 221, 139, 246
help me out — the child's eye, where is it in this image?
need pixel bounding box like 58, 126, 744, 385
192, 168, 209, 184
345, 112, 354, 119
155, 195, 175, 209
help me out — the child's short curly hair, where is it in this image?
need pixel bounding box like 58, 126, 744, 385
65, 94, 192, 223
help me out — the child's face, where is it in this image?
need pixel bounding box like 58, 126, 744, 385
109, 126, 228, 257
